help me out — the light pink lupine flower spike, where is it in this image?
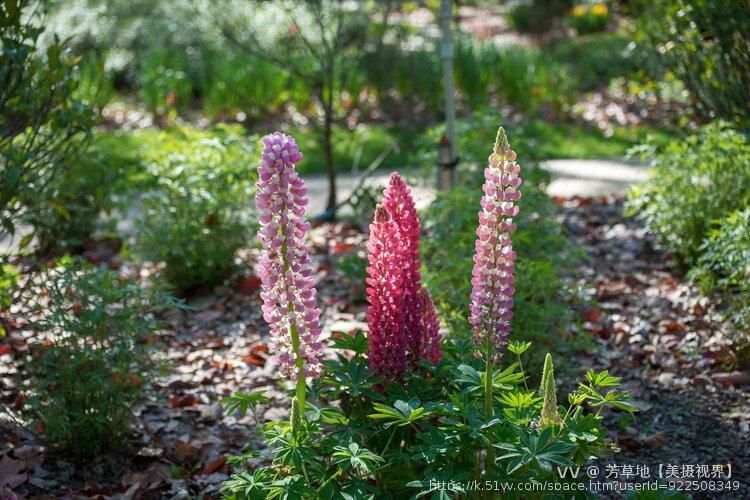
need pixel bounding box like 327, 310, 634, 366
469, 127, 522, 362
255, 132, 323, 380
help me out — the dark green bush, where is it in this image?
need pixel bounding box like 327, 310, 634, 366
506, 0, 573, 34
626, 122, 750, 266
547, 33, 640, 91
635, 0, 750, 123
1, 0, 95, 249
134, 125, 257, 293
24, 257, 170, 456
21, 144, 129, 253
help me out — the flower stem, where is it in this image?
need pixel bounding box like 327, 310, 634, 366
516, 353, 529, 391
282, 225, 306, 431
289, 320, 306, 423
317, 468, 344, 493
484, 340, 495, 478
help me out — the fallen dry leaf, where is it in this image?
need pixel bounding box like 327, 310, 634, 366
201, 456, 226, 475
713, 371, 750, 387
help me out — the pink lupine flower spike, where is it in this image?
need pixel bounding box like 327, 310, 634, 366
469, 127, 522, 363
255, 132, 323, 418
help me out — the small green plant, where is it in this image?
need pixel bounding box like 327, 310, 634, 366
134, 125, 257, 293
23, 257, 172, 456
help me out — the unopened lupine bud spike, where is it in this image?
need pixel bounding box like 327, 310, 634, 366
255, 132, 323, 381
540, 353, 562, 427
469, 126, 522, 362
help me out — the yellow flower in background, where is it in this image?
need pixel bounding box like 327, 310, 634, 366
572, 5, 586, 17
592, 3, 608, 17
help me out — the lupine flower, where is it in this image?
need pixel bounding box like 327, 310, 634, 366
469, 127, 522, 362
539, 353, 562, 427
255, 132, 323, 381
415, 286, 442, 365
366, 173, 441, 377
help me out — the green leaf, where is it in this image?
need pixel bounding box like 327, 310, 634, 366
586, 369, 621, 388
508, 340, 532, 356
368, 398, 431, 429
332, 442, 384, 475
331, 330, 369, 355
221, 390, 271, 416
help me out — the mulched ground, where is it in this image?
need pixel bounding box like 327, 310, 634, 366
558, 195, 749, 499
1, 195, 747, 498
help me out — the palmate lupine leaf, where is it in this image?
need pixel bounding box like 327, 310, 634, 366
497, 390, 541, 409
332, 442, 384, 475
585, 369, 620, 387
368, 398, 432, 429
577, 382, 640, 413
564, 408, 603, 443
453, 363, 523, 394
330, 330, 369, 355
267, 475, 316, 499
326, 358, 383, 399
221, 390, 271, 416
221, 468, 273, 499
496, 428, 576, 475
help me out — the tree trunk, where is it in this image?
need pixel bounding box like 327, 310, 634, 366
323, 112, 335, 214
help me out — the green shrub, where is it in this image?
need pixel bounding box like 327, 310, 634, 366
626, 122, 750, 266
634, 0, 750, 123
690, 208, 750, 329
134, 125, 257, 293
20, 144, 130, 253
24, 257, 170, 456
15, 50, 115, 254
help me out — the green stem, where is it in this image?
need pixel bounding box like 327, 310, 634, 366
289, 320, 306, 421
317, 468, 344, 493
382, 427, 397, 454
516, 353, 529, 391
280, 216, 306, 432
484, 342, 495, 479
300, 459, 310, 484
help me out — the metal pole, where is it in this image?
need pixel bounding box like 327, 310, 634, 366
439, 0, 458, 189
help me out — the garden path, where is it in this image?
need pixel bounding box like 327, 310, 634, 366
304, 158, 650, 214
